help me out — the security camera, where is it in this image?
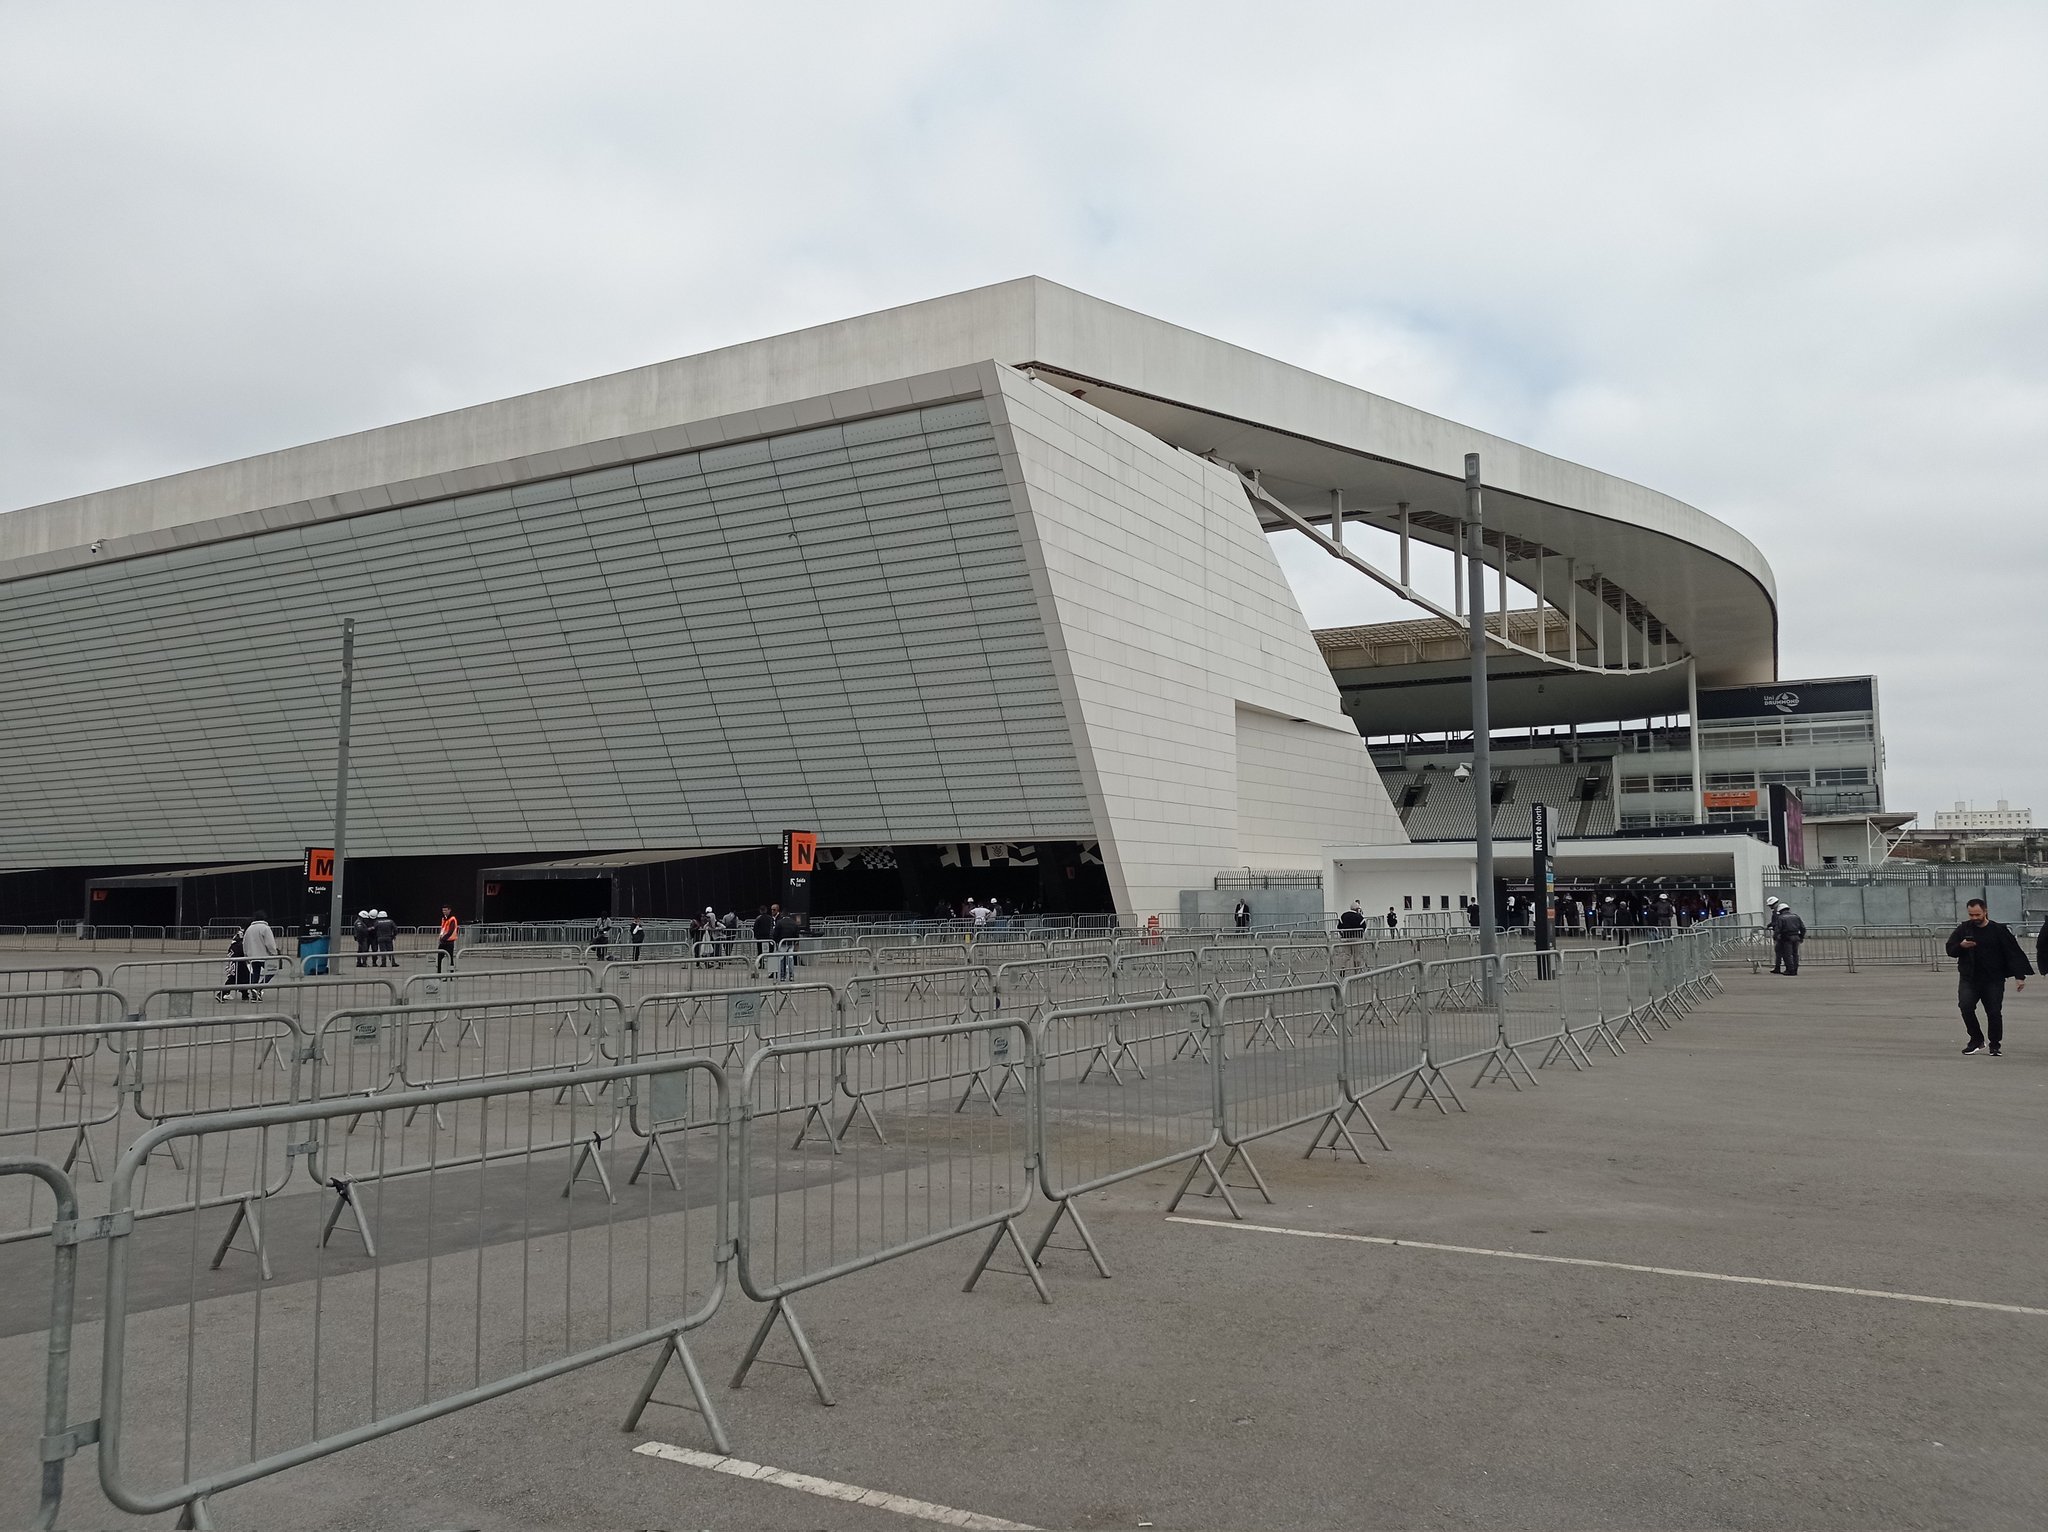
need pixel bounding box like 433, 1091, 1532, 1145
88, 539, 104, 555
1453, 762, 1471, 782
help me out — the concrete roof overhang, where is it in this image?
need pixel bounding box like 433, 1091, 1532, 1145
0, 278, 1779, 692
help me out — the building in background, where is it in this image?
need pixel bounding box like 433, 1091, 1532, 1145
1934, 801, 2033, 834
0, 278, 1798, 927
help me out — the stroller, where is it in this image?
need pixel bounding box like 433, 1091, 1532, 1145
215, 931, 252, 1002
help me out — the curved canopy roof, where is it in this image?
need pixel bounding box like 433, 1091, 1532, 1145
0, 277, 1778, 694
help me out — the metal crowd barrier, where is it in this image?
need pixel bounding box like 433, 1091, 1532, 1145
67, 1056, 733, 1527
0, 965, 102, 993
1028, 995, 1222, 1278
0, 916, 1735, 1527
734, 1016, 1037, 1403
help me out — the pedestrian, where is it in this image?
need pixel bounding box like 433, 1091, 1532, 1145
1385, 906, 1399, 933
1946, 898, 2032, 1056
591, 919, 611, 962
753, 904, 776, 959
720, 911, 739, 957
631, 919, 647, 962
1338, 901, 1367, 939
970, 899, 991, 931
1764, 896, 1784, 972
373, 909, 397, 967
773, 905, 801, 982
1773, 903, 1806, 976
353, 909, 374, 967
242, 909, 279, 996
437, 905, 460, 972
1233, 898, 1252, 931
699, 907, 719, 958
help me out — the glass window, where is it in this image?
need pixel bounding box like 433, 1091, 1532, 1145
1421, 895, 1432, 910
1620, 775, 1652, 794
1402, 895, 1413, 910
1653, 774, 1695, 793
1814, 766, 1870, 786
1707, 770, 1757, 788
1760, 769, 1811, 786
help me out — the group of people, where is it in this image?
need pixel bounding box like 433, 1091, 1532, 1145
1763, 896, 1808, 974
349, 909, 401, 967
214, 911, 280, 1001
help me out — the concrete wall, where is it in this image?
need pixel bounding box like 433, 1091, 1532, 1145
1329, 852, 1478, 926
1773, 871, 2027, 928
991, 371, 1404, 918
1179, 886, 1326, 928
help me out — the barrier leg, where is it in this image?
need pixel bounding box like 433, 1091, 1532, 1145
951, 1069, 1005, 1117
1027, 1196, 1111, 1278
1406, 1062, 1465, 1114
628, 1131, 684, 1191
562, 1133, 617, 1203
174, 1494, 216, 1530
790, 1101, 845, 1154
1308, 1098, 1388, 1155
60, 1124, 102, 1183
1164, 1150, 1246, 1219
623, 1332, 731, 1452
1077, 1043, 1125, 1086
730, 1297, 834, 1406
319, 1177, 377, 1256
1474, 1042, 1539, 1090
210, 1195, 273, 1281
961, 1214, 1053, 1304
834, 1094, 888, 1145
1539, 1028, 1593, 1071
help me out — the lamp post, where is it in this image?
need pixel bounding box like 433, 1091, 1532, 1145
1465, 454, 1497, 979
325, 618, 356, 955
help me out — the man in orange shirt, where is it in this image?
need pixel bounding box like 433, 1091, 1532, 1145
437, 906, 460, 972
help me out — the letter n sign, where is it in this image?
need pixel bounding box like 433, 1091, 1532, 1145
781, 831, 817, 916
305, 847, 336, 885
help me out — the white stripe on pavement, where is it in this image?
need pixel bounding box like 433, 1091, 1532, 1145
1167, 1217, 2048, 1317
634, 1441, 1039, 1530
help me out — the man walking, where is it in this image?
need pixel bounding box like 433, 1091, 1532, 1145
1946, 898, 2032, 1056
242, 909, 279, 994
1773, 903, 1806, 976
1764, 895, 1784, 972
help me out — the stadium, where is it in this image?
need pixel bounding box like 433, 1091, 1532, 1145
0, 278, 1893, 931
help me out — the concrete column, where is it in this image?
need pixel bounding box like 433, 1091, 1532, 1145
1329, 487, 1344, 546
1566, 559, 1578, 666
1594, 575, 1607, 669
1397, 502, 1410, 588
1688, 655, 1704, 825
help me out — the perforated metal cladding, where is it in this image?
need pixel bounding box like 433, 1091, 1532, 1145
0, 400, 1093, 866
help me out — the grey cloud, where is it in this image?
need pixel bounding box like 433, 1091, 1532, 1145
2, 0, 2041, 820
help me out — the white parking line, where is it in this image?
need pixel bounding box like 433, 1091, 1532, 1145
1167, 1216, 2048, 1317
634, 1441, 1038, 1530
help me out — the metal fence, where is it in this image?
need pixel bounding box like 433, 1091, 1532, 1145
0, 918, 1734, 1526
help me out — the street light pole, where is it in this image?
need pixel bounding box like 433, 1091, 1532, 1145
1466, 454, 1497, 972
325, 618, 356, 954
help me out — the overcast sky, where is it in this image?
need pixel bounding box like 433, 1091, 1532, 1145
3, 2, 2042, 822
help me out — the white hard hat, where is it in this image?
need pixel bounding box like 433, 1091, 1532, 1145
1766, 896, 1780, 906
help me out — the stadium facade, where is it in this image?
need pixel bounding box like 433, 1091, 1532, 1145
0, 278, 1841, 926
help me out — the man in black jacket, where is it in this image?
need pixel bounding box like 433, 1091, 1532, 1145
1773, 904, 1806, 976
1946, 899, 2032, 1056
